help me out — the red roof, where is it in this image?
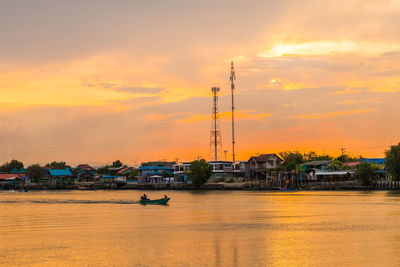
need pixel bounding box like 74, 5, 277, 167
76, 164, 95, 171
117, 167, 129, 174
344, 162, 361, 167
0, 174, 22, 180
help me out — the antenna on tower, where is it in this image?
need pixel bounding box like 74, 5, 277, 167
230, 61, 236, 164
209, 87, 223, 161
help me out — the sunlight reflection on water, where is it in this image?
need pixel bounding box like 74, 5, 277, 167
1, 190, 400, 266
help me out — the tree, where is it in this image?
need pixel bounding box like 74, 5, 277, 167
336, 154, 361, 163
327, 160, 344, 171
385, 143, 400, 181
188, 159, 212, 187
280, 151, 304, 171
0, 159, 24, 173
27, 164, 43, 183
96, 165, 110, 175
160, 170, 170, 178
303, 151, 332, 162
112, 160, 123, 168
357, 162, 376, 186
45, 161, 70, 169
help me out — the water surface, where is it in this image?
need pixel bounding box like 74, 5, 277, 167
1, 190, 400, 266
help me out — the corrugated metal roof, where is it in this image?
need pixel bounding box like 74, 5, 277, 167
48, 169, 73, 176
361, 158, 385, 164
302, 160, 332, 166
315, 171, 354, 175
10, 168, 26, 174
0, 174, 20, 180
138, 166, 172, 170
249, 153, 283, 163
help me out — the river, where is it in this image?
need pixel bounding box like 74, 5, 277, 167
1, 190, 400, 266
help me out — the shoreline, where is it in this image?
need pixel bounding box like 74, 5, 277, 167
3, 181, 400, 191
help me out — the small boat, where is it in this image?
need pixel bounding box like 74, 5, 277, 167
140, 198, 170, 205
278, 187, 293, 191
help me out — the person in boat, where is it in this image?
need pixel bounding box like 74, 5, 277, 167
164, 194, 168, 199
142, 194, 149, 201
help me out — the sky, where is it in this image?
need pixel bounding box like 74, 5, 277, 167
1, 0, 400, 166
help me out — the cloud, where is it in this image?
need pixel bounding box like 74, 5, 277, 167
294, 108, 374, 119
116, 86, 164, 94
2, 0, 400, 162
145, 112, 190, 122
339, 98, 383, 105
83, 82, 165, 95
330, 88, 364, 95
177, 110, 272, 123
259, 41, 400, 58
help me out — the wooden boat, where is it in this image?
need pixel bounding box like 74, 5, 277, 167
278, 187, 293, 191
140, 198, 170, 205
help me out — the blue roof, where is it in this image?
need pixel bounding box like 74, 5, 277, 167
138, 166, 172, 170
102, 175, 117, 178
11, 168, 27, 174
48, 169, 73, 176
361, 158, 385, 164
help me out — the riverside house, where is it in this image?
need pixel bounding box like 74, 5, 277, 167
301, 160, 332, 171
73, 164, 96, 182
208, 161, 235, 181
43, 168, 74, 185
173, 162, 192, 183
0, 173, 24, 188
302, 160, 357, 182
173, 161, 247, 183
138, 166, 174, 184
247, 153, 283, 180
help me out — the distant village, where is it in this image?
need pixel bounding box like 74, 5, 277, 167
0, 150, 397, 191
2, 62, 397, 191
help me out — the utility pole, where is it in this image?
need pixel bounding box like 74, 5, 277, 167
230, 61, 236, 164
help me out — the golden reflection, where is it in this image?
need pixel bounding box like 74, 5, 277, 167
1, 191, 400, 266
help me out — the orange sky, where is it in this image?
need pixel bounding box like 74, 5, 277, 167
0, 0, 400, 166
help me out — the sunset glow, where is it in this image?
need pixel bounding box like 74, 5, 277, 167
1, 0, 400, 165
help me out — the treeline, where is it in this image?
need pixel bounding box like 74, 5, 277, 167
274, 144, 400, 186
274, 151, 362, 171
0, 159, 134, 183
0, 160, 71, 183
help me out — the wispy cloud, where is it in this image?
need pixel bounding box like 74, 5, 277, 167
116, 86, 164, 94
330, 88, 364, 95
294, 108, 374, 119
83, 82, 164, 95
178, 110, 272, 123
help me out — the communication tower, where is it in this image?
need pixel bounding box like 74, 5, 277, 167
230, 61, 236, 163
209, 87, 223, 161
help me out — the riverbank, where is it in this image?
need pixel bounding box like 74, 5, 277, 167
2, 190, 400, 266
4, 180, 400, 191
119, 181, 400, 191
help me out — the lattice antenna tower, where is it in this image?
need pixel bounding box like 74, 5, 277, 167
209, 87, 223, 161
230, 61, 236, 163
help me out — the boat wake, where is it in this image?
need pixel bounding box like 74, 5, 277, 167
0, 199, 141, 205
